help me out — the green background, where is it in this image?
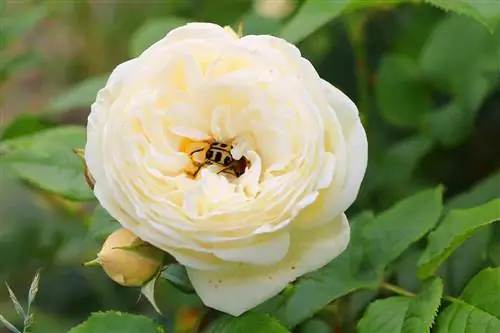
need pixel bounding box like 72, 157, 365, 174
1, 0, 499, 332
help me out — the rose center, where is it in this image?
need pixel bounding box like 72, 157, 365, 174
179, 138, 250, 179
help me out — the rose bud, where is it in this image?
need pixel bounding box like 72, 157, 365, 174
87, 228, 164, 287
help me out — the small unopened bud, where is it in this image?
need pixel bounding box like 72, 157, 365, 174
88, 228, 164, 287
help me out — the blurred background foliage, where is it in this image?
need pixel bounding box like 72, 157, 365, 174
1, 0, 499, 332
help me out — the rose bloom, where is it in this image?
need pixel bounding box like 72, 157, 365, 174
85, 22, 367, 316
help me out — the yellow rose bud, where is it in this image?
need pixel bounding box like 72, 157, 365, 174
90, 228, 164, 287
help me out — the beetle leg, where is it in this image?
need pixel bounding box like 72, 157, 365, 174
218, 167, 236, 177
189, 147, 205, 156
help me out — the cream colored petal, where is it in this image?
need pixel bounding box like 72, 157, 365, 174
294, 83, 367, 229
211, 231, 290, 265
144, 23, 233, 55
168, 248, 227, 271
187, 215, 350, 316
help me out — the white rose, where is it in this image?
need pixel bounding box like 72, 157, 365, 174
85, 22, 367, 316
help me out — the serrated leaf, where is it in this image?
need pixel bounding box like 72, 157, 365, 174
376, 54, 431, 128
418, 199, 500, 279
205, 313, 289, 333
279, 0, 350, 44
4, 283, 26, 319
424, 0, 500, 32
88, 205, 120, 240
435, 267, 500, 332
161, 264, 195, 293
358, 278, 443, 333
358, 297, 411, 333
67, 311, 164, 333
259, 189, 442, 329
45, 76, 108, 114
254, 212, 382, 329
0, 126, 93, 201
130, 17, 189, 57
365, 187, 443, 269
402, 278, 443, 332
0, 315, 21, 333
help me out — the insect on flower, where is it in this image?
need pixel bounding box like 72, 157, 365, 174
188, 141, 250, 179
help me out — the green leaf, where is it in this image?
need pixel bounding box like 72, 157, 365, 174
359, 297, 411, 333
130, 17, 189, 57
376, 54, 431, 128
45, 76, 108, 114
419, 15, 490, 94
422, 74, 492, 147
67, 311, 164, 333
440, 228, 491, 296
365, 187, 443, 269
375, 135, 433, 189
239, 11, 281, 36
0, 5, 47, 46
0, 126, 93, 201
0, 52, 43, 83
160, 264, 195, 293
490, 240, 500, 266
422, 103, 472, 147
298, 318, 331, 333
424, 0, 500, 32
279, 0, 408, 44
279, 0, 350, 44
1, 115, 55, 141
88, 205, 120, 240
418, 199, 500, 279
358, 277, 443, 333
435, 267, 500, 332
446, 170, 500, 211
205, 313, 289, 333
255, 212, 382, 328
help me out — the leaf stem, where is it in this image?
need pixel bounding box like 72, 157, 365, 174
382, 282, 463, 304
380, 282, 416, 297
443, 295, 461, 303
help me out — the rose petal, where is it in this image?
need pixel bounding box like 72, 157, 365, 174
294, 82, 367, 229
212, 231, 290, 265
186, 214, 349, 316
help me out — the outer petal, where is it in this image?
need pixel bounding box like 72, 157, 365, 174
295, 82, 367, 229
211, 231, 290, 265
186, 214, 350, 316
142, 23, 235, 57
